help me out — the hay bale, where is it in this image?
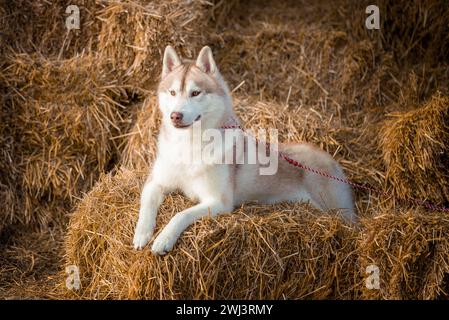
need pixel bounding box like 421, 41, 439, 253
0, 225, 63, 299
340, 0, 449, 109
0, 89, 18, 232
0, 0, 242, 235
64, 168, 359, 299
0, 53, 136, 231
345, 0, 449, 62
92, 0, 241, 90
63, 166, 449, 300
0, 0, 240, 89
380, 93, 449, 206
120, 95, 160, 171
209, 0, 449, 128
207, 0, 403, 113
359, 209, 449, 299
94, 0, 201, 89
209, 2, 349, 107
0, 0, 99, 58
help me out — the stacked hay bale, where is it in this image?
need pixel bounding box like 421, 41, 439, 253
209, 1, 347, 107
0, 0, 227, 62
120, 95, 160, 171
96, 0, 242, 89
0, 225, 63, 299
65, 168, 359, 299
0, 0, 99, 58
0, 0, 242, 298
72, 90, 449, 300
380, 93, 449, 207
62, 0, 449, 300
0, 53, 136, 232
94, 0, 206, 89
59, 0, 373, 298
0, 0, 239, 234
345, 0, 449, 62
208, 0, 410, 113
359, 209, 449, 299
343, 0, 449, 106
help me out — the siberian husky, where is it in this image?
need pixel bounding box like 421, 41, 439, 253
133, 45, 356, 255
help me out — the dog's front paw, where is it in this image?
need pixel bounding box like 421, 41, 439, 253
151, 229, 178, 255
133, 220, 155, 250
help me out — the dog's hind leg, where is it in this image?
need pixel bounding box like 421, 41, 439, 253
151, 201, 232, 255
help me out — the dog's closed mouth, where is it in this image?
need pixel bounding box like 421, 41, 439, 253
174, 115, 201, 128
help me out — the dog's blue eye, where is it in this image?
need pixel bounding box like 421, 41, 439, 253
191, 90, 201, 97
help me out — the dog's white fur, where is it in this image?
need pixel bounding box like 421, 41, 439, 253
133, 46, 356, 255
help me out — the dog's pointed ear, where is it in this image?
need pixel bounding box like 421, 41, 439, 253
162, 45, 181, 78
195, 46, 217, 75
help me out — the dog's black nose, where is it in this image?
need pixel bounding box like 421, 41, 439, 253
170, 112, 183, 122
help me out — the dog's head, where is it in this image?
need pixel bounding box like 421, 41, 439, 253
158, 46, 232, 130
